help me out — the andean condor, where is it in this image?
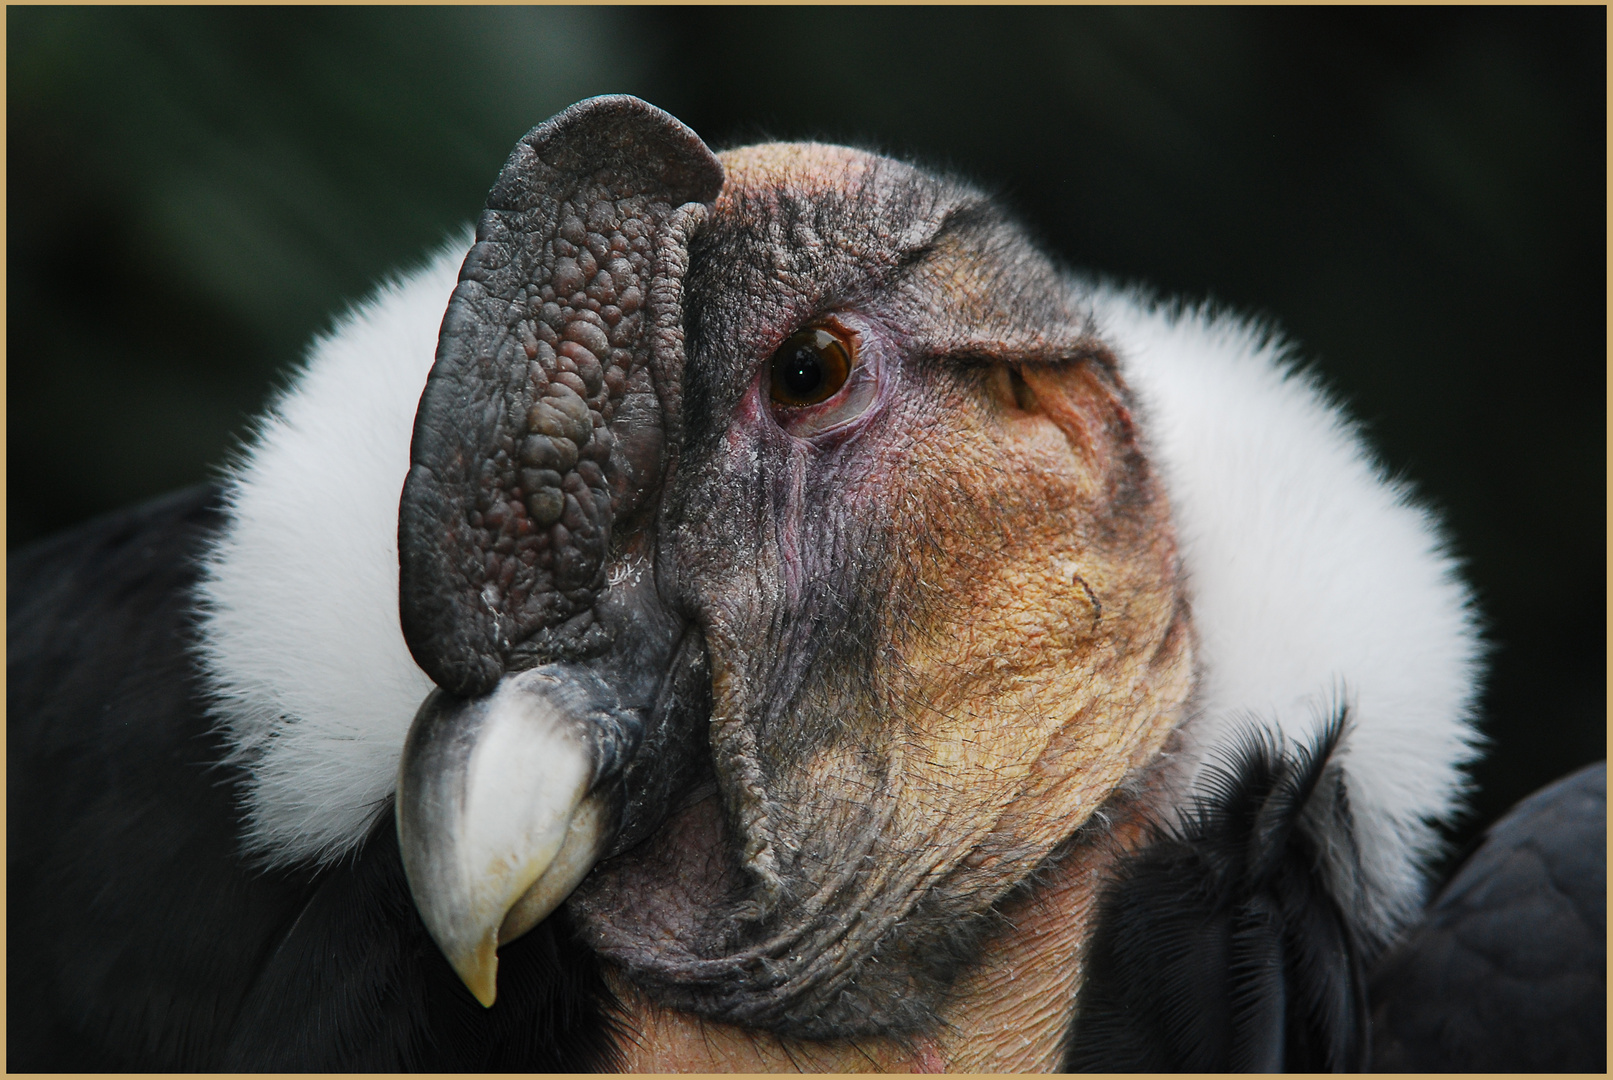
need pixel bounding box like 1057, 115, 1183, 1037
8, 95, 1604, 1071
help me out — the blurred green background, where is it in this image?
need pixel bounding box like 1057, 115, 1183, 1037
8, 7, 1604, 855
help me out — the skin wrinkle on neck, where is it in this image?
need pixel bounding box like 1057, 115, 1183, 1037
605, 801, 1152, 1072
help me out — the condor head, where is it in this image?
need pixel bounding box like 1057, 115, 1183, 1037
394, 96, 1192, 1039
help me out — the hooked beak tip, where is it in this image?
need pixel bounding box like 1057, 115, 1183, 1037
451, 936, 500, 1008
396, 671, 626, 1008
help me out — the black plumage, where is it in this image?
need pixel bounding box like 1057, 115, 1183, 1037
1367, 760, 1606, 1072
1063, 729, 1607, 1073
1065, 720, 1368, 1072
7, 488, 617, 1071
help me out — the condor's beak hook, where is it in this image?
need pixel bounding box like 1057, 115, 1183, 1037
396, 666, 640, 1006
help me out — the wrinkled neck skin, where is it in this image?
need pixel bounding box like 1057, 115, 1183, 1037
605, 788, 1159, 1072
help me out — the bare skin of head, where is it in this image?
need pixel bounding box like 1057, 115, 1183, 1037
564, 143, 1195, 1065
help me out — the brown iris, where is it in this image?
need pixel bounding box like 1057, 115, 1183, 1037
769, 326, 853, 407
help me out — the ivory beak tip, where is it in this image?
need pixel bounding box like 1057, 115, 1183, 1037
398, 671, 622, 1012
452, 937, 499, 1008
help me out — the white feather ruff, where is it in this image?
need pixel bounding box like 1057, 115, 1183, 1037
1094, 285, 1483, 942
195, 238, 464, 866
197, 245, 1482, 940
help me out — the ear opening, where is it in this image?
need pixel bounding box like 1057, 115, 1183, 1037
1011, 365, 1039, 413
986, 363, 1041, 415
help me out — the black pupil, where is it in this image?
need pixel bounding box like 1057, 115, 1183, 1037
781, 345, 825, 397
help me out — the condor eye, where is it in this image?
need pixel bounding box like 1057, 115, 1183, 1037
769, 326, 853, 408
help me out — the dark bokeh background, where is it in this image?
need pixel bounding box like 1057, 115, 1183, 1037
8, 7, 1605, 856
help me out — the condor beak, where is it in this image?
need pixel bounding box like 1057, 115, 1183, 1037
396, 666, 641, 1007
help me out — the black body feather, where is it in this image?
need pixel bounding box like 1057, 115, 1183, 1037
1063, 726, 1606, 1073
7, 488, 618, 1070
1064, 719, 1369, 1072
1367, 760, 1606, 1072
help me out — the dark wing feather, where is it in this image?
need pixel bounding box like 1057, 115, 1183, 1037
8, 486, 303, 1069
7, 488, 618, 1069
1368, 760, 1606, 1072
1064, 716, 1368, 1072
